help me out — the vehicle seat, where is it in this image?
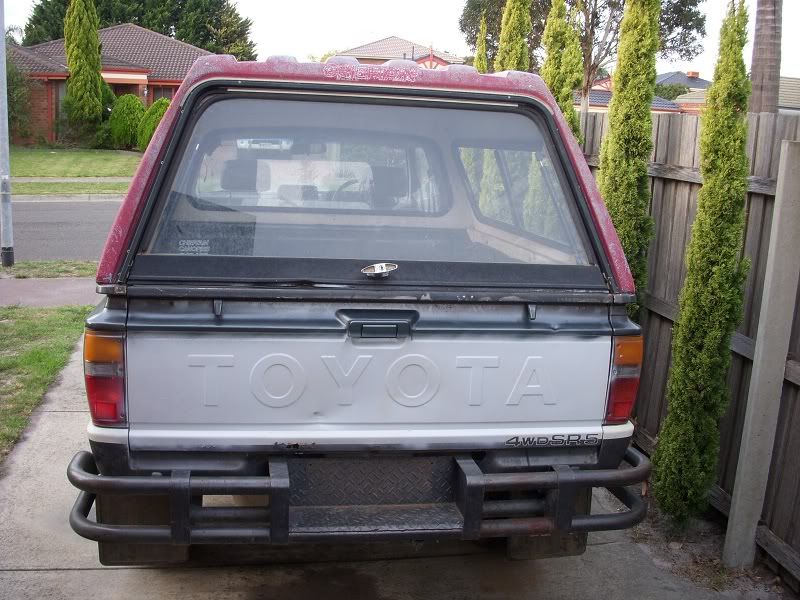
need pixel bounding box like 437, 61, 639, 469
370, 166, 408, 209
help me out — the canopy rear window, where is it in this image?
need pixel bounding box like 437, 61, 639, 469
134, 94, 603, 289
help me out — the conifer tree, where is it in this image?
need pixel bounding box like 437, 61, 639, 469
474, 13, 489, 73
653, 0, 751, 521
64, 0, 104, 126
479, 151, 512, 222
541, 0, 583, 140
494, 0, 532, 72
597, 0, 660, 316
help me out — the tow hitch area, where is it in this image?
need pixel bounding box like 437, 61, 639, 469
68, 448, 650, 544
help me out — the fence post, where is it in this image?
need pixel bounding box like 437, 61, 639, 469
723, 140, 800, 568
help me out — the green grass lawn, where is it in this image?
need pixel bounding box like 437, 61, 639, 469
1, 260, 98, 279
13, 182, 130, 195
0, 306, 90, 464
10, 147, 141, 178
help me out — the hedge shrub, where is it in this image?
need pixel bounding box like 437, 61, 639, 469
652, 0, 751, 522
109, 94, 145, 149
137, 98, 171, 151
100, 81, 116, 120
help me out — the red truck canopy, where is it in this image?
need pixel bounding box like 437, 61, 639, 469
97, 55, 634, 294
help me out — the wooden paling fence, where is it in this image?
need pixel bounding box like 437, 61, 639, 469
580, 111, 800, 581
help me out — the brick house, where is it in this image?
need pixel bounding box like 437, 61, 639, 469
8, 23, 210, 144
338, 36, 464, 69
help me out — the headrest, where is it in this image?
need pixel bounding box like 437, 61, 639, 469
371, 166, 408, 208
221, 158, 265, 192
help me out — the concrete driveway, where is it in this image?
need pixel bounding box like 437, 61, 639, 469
0, 345, 781, 600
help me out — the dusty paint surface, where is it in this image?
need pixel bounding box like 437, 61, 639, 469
96, 55, 634, 293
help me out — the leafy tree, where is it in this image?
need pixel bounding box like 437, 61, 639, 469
597, 0, 660, 317
494, 0, 533, 72
64, 0, 104, 127
474, 13, 489, 73
652, 0, 751, 522
573, 0, 704, 132
654, 82, 689, 100
137, 97, 170, 150
461, 0, 706, 130
5, 25, 23, 45
541, 0, 583, 140
109, 93, 145, 148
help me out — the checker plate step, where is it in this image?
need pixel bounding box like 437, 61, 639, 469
289, 503, 464, 534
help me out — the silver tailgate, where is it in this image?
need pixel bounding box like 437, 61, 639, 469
126, 326, 612, 451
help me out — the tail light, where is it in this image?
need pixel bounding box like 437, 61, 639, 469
605, 335, 643, 425
84, 330, 126, 426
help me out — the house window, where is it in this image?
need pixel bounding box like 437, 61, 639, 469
151, 86, 175, 101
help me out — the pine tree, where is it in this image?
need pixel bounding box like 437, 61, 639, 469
494, 0, 532, 72
22, 0, 255, 56
209, 1, 257, 60
176, 0, 257, 60
64, 0, 104, 126
23, 0, 68, 45
597, 0, 660, 316
652, 0, 751, 522
541, 0, 583, 140
474, 13, 489, 73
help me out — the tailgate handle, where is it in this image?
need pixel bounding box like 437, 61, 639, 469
348, 321, 410, 339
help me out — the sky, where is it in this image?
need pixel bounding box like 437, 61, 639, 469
4, 0, 799, 79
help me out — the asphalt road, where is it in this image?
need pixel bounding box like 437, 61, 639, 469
10, 198, 121, 261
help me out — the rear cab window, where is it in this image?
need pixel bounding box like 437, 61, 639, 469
132, 93, 604, 290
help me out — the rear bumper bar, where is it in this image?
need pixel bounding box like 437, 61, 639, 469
68, 447, 650, 545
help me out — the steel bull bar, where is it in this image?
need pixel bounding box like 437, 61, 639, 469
68, 447, 650, 544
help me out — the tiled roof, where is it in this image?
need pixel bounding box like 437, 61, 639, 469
573, 89, 680, 111
656, 71, 711, 89
674, 89, 707, 103
6, 42, 67, 74
27, 23, 211, 80
100, 54, 148, 71
674, 79, 800, 112
339, 36, 464, 64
